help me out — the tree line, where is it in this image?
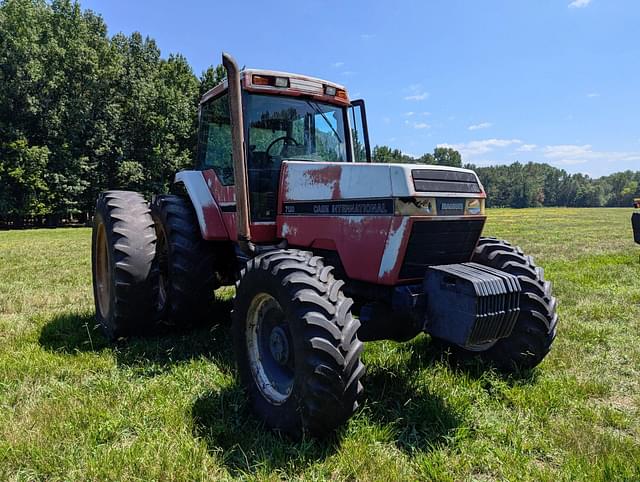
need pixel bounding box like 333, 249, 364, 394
373, 146, 640, 208
1, 0, 638, 227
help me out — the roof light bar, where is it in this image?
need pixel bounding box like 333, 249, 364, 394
324, 85, 337, 96
252, 74, 290, 88
335, 89, 348, 100
274, 77, 289, 88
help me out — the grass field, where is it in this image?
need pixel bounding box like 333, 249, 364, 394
1, 208, 639, 481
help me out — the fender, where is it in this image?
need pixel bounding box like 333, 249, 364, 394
174, 170, 230, 241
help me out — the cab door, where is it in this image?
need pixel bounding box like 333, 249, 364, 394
349, 99, 371, 163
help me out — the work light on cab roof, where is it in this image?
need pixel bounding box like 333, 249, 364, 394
90, 52, 558, 439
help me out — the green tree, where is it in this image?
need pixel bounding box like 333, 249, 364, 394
0, 139, 50, 219
372, 145, 412, 163
199, 64, 226, 98
431, 147, 462, 167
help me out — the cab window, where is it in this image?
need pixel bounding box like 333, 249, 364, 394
196, 94, 233, 185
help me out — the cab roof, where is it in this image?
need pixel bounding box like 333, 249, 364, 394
200, 68, 350, 106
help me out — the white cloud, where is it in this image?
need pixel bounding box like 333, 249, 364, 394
517, 144, 537, 152
404, 84, 429, 101
543, 144, 640, 164
360, 33, 375, 40
438, 139, 522, 158
331, 62, 344, 68
586, 92, 600, 98
341, 71, 356, 77
569, 0, 591, 8
468, 122, 492, 131
404, 92, 429, 101
405, 111, 430, 117
544, 144, 593, 158
405, 119, 430, 129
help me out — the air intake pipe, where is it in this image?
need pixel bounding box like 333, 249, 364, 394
222, 52, 254, 255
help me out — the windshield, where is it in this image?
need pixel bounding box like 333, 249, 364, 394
244, 93, 349, 222
244, 94, 348, 164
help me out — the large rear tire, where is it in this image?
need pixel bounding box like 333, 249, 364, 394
150, 194, 220, 326
438, 237, 558, 371
91, 191, 159, 340
232, 249, 365, 438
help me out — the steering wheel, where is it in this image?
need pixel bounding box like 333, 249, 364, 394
265, 136, 299, 159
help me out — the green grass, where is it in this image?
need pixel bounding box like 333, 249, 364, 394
1, 208, 639, 481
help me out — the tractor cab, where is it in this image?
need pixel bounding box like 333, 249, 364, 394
194, 63, 370, 236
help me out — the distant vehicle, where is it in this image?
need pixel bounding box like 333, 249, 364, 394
633, 199, 640, 245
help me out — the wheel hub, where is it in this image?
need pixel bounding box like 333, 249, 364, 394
269, 326, 290, 365
246, 292, 294, 405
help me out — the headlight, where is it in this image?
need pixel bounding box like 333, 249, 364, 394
465, 198, 485, 215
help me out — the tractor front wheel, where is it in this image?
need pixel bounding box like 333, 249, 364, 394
232, 249, 364, 437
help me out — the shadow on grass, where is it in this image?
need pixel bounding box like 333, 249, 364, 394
355, 334, 539, 454
38, 299, 235, 375
362, 337, 463, 454
38, 308, 537, 474
405, 334, 541, 386
192, 387, 337, 477
190, 337, 468, 474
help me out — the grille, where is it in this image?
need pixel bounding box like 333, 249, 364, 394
399, 219, 485, 279
412, 169, 481, 193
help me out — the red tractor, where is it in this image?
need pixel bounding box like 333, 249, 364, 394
91, 53, 558, 437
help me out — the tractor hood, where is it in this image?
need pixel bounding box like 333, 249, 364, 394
280, 161, 485, 202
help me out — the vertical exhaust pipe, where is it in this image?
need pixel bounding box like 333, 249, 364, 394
222, 52, 253, 254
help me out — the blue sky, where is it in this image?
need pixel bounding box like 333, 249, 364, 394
82, 0, 639, 177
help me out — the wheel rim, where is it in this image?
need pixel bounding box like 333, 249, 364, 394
156, 222, 169, 313
95, 222, 111, 319
246, 293, 294, 405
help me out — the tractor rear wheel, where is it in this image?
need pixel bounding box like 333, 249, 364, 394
91, 191, 159, 340
151, 194, 220, 326
439, 237, 558, 371
232, 249, 365, 437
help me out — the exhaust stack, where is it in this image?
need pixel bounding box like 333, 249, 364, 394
222, 52, 253, 253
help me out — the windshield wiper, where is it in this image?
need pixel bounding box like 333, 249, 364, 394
306, 101, 342, 143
